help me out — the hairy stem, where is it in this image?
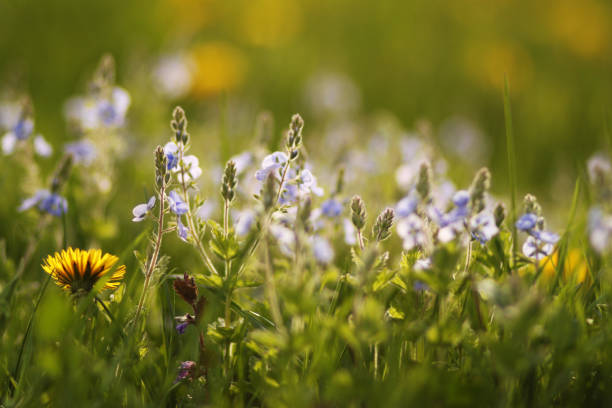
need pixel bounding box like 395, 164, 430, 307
134, 183, 166, 323
178, 144, 219, 276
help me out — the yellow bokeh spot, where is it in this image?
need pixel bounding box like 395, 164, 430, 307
240, 0, 302, 47
189, 42, 247, 97
161, 0, 215, 35
519, 249, 589, 286
464, 42, 532, 93
548, 0, 611, 59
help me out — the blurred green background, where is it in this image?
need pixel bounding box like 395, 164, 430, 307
1, 0, 612, 198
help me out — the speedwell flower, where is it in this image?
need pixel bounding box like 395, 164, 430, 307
42, 248, 126, 294
132, 196, 156, 222
19, 189, 68, 216
469, 212, 499, 244
167, 191, 188, 215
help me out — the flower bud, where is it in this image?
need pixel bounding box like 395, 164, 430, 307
351, 195, 367, 231
523, 194, 541, 216
373, 208, 395, 242
494, 202, 506, 227
469, 167, 491, 213
171, 106, 190, 144
416, 162, 432, 203
221, 160, 238, 203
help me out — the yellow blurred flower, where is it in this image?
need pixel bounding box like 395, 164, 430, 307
160, 0, 215, 35
464, 42, 532, 93
42, 248, 126, 295
189, 42, 246, 97
240, 0, 302, 47
519, 248, 589, 285
548, 0, 611, 59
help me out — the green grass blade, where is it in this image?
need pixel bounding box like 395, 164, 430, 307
504, 75, 518, 273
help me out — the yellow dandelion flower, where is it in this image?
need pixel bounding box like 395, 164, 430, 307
42, 248, 126, 295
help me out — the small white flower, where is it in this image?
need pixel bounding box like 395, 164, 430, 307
33, 134, 53, 157
397, 214, 428, 250
312, 236, 334, 264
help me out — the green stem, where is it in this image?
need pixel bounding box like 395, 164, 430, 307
178, 144, 219, 276
134, 183, 166, 324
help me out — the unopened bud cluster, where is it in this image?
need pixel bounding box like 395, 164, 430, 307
523, 194, 542, 216
416, 162, 431, 203
221, 160, 238, 203
469, 167, 491, 213
373, 208, 395, 242
285, 114, 304, 161
155, 146, 169, 188
351, 195, 367, 231
171, 106, 190, 145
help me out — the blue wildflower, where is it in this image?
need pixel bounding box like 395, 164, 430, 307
132, 196, 156, 222
167, 191, 188, 215
13, 118, 34, 140
96, 87, 130, 128
33, 134, 53, 157
396, 195, 418, 218
65, 139, 97, 165
452, 189, 470, 208
177, 217, 189, 241
321, 198, 343, 217
469, 212, 499, 244
343, 218, 357, 245
164, 142, 180, 170
588, 207, 612, 253
176, 321, 189, 335
532, 230, 559, 244
175, 361, 196, 383
397, 214, 428, 250
19, 189, 67, 216
516, 213, 538, 231
312, 236, 334, 264
522, 236, 554, 261
255, 151, 288, 181
297, 168, 324, 197
235, 209, 256, 236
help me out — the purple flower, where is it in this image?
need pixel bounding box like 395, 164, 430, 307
396, 195, 418, 218
532, 230, 559, 244
438, 190, 470, 228
132, 196, 156, 222
397, 214, 428, 250
588, 207, 612, 253
297, 169, 324, 197
164, 142, 180, 170
523, 236, 554, 261
255, 151, 287, 181
175, 361, 196, 383
321, 199, 343, 217
452, 189, 470, 208
312, 236, 334, 264
19, 189, 67, 217
65, 139, 97, 165
176, 322, 189, 335
96, 87, 130, 128
470, 212, 499, 244
235, 209, 256, 236
516, 213, 538, 231
167, 191, 188, 215
33, 135, 53, 157
343, 218, 357, 245
177, 217, 189, 241
13, 118, 34, 141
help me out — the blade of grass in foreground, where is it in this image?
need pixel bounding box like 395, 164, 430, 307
504, 76, 518, 273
